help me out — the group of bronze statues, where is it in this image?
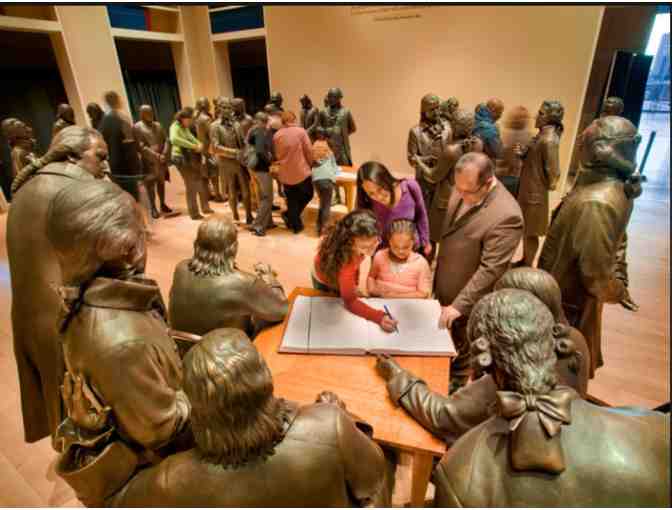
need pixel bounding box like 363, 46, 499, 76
2, 86, 669, 507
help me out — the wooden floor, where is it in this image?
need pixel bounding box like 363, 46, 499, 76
0, 178, 667, 506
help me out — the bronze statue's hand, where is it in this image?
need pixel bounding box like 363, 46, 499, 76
254, 262, 275, 277
512, 143, 525, 157
61, 372, 111, 433
375, 353, 402, 381
316, 390, 347, 410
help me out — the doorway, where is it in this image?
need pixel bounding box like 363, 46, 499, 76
0, 30, 68, 198
228, 38, 270, 115
638, 12, 670, 197
114, 38, 181, 130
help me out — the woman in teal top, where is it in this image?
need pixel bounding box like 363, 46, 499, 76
169, 108, 211, 220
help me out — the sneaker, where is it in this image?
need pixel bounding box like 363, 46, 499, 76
252, 228, 266, 237
161, 204, 173, 213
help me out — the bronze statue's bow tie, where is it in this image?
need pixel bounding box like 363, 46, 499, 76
496, 386, 574, 437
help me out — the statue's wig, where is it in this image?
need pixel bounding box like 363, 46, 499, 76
468, 289, 558, 395
184, 328, 289, 467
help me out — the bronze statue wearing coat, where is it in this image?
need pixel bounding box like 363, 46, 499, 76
1, 118, 37, 180
434, 153, 523, 392
169, 214, 288, 338
56, 329, 392, 507
133, 105, 172, 218
425, 109, 483, 243
232, 97, 254, 139
210, 100, 252, 224
319, 87, 357, 166
432, 289, 670, 507
516, 100, 564, 266
376, 267, 590, 447
6, 126, 107, 444
194, 97, 222, 203
47, 181, 190, 459
407, 93, 452, 216
300, 94, 320, 143
538, 116, 641, 376
52, 103, 75, 138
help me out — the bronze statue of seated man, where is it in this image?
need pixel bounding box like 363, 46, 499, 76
432, 289, 670, 507
376, 267, 590, 446
57, 328, 393, 507
169, 214, 288, 339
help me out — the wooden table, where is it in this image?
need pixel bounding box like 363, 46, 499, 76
255, 287, 450, 507
269, 164, 358, 212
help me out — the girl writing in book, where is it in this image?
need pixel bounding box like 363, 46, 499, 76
356, 161, 431, 257
367, 219, 432, 299
312, 209, 398, 332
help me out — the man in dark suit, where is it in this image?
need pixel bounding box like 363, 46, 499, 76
100, 90, 143, 201
434, 152, 523, 392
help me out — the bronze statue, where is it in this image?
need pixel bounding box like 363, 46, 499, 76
48, 180, 191, 458
210, 99, 252, 224
52, 103, 76, 138
597, 96, 638, 312
56, 328, 392, 507
86, 102, 104, 131
319, 87, 357, 166
193, 97, 222, 203
1, 118, 37, 179
232, 97, 253, 139
6, 126, 107, 445
169, 214, 287, 338
133, 104, 172, 218
424, 109, 481, 243
300, 94, 320, 142
432, 289, 670, 507
440, 96, 459, 124
515, 100, 564, 266
264, 91, 284, 114
408, 93, 453, 224
539, 116, 641, 377
600, 96, 625, 117
376, 267, 590, 447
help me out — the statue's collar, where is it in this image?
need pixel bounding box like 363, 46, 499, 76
574, 167, 625, 187
37, 162, 94, 181
80, 276, 164, 312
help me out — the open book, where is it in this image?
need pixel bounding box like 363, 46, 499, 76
280, 296, 456, 357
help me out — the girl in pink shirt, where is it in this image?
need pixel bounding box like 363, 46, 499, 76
367, 219, 432, 299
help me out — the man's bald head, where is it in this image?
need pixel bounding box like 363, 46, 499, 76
455, 152, 494, 184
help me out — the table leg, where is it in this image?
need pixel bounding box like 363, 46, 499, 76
410, 451, 434, 508
345, 184, 356, 212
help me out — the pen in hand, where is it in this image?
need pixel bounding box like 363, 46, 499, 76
383, 305, 400, 334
